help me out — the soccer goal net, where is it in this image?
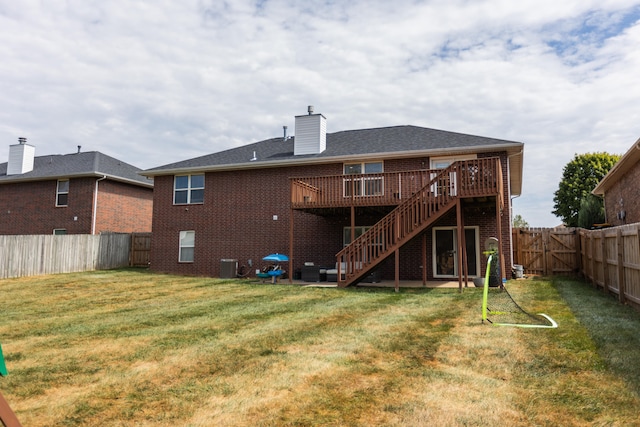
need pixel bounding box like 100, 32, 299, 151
481, 254, 557, 328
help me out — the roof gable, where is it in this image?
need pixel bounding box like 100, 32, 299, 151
592, 137, 640, 195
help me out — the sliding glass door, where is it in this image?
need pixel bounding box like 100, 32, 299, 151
433, 227, 479, 278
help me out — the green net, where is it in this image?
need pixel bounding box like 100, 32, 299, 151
481, 253, 557, 328
484, 285, 554, 326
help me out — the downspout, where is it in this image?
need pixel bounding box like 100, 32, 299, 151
507, 150, 523, 268
92, 175, 107, 235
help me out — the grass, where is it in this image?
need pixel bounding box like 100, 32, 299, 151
0, 270, 639, 426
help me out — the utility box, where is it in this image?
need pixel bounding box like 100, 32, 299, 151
220, 259, 238, 279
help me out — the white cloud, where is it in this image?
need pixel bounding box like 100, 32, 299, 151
1, 0, 640, 226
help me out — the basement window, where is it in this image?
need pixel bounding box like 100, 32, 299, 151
179, 230, 195, 263
56, 180, 69, 207
174, 174, 204, 204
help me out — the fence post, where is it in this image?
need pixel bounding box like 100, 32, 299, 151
617, 228, 626, 304
574, 228, 582, 275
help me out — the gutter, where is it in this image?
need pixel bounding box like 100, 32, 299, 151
140, 142, 525, 177
91, 175, 107, 235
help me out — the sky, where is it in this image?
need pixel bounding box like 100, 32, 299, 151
1, 0, 640, 227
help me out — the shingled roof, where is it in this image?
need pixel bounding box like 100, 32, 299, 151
143, 125, 523, 173
0, 151, 153, 187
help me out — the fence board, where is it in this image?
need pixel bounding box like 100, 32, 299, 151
0, 233, 132, 279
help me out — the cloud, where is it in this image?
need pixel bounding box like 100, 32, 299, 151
1, 0, 640, 226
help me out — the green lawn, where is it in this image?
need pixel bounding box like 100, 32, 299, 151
0, 270, 639, 426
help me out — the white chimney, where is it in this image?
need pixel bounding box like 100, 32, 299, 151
294, 106, 326, 155
7, 137, 36, 175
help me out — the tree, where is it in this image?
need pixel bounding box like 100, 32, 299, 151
512, 214, 529, 228
577, 194, 605, 228
552, 152, 620, 227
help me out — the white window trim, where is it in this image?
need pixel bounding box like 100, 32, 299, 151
343, 161, 384, 197
174, 174, 205, 205
430, 154, 477, 169
53, 228, 67, 235
179, 230, 195, 263
56, 179, 69, 207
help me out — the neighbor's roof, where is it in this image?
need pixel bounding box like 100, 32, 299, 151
592, 137, 640, 196
143, 125, 524, 195
0, 151, 153, 187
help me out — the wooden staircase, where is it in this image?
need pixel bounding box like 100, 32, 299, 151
336, 158, 502, 287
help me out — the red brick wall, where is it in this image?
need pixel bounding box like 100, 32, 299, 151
150, 153, 515, 280
151, 164, 344, 276
95, 180, 153, 233
603, 162, 640, 226
0, 178, 153, 235
0, 178, 94, 234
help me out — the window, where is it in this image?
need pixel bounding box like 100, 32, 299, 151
343, 226, 371, 246
429, 156, 476, 197
343, 161, 383, 197
174, 174, 204, 204
53, 229, 67, 235
179, 231, 195, 262
56, 180, 69, 207
430, 155, 476, 169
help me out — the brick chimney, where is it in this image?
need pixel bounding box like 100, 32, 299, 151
7, 137, 35, 175
294, 106, 326, 155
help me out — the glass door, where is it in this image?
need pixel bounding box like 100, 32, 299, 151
434, 229, 456, 276
433, 227, 479, 277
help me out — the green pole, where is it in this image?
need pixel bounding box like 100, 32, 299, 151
0, 344, 7, 376
481, 253, 492, 323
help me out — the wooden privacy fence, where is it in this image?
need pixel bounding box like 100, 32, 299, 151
513, 224, 640, 309
0, 233, 140, 279
580, 224, 640, 307
512, 227, 580, 276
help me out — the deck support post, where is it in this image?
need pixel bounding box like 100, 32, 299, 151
422, 233, 427, 286
496, 195, 505, 286
395, 248, 400, 292
456, 198, 465, 292
289, 207, 294, 284
456, 198, 468, 291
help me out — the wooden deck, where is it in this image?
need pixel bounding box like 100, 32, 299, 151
288, 158, 505, 288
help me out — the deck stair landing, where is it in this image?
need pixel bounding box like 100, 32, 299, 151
336, 158, 502, 287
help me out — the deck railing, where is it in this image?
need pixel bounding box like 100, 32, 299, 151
291, 158, 503, 209
329, 158, 503, 286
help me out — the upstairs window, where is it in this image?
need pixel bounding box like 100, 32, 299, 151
343, 161, 383, 197
56, 180, 69, 207
430, 155, 476, 169
174, 174, 204, 204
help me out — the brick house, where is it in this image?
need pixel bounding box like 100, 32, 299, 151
0, 139, 153, 235
142, 107, 523, 288
592, 137, 640, 226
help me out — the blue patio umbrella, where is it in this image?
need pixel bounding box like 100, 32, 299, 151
262, 253, 289, 262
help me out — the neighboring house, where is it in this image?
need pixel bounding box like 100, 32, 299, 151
0, 139, 153, 235
592, 137, 640, 226
142, 107, 524, 287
